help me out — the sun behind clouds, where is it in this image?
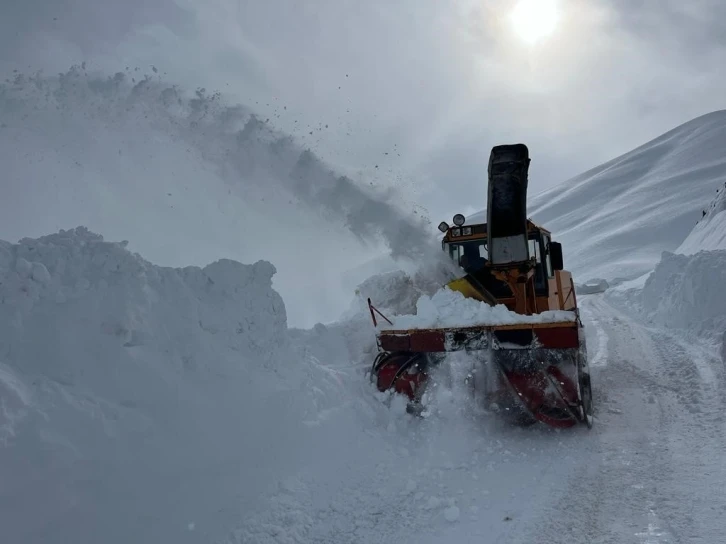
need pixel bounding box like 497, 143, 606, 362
510, 0, 560, 45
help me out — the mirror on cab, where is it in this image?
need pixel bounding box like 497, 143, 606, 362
549, 241, 564, 270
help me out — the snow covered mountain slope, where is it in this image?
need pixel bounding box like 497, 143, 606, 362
467, 110, 726, 283
677, 180, 726, 254
0, 67, 433, 328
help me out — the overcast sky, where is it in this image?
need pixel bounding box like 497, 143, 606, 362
2, 0, 725, 221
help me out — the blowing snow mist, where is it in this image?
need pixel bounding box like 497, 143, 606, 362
1, 66, 442, 326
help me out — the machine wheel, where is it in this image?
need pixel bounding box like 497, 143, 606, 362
579, 371, 594, 429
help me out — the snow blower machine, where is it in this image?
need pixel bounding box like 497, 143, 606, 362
368, 144, 593, 428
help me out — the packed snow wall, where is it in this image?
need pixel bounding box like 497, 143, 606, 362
640, 250, 726, 336
0, 226, 354, 544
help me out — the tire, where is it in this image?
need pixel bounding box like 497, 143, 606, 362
579, 371, 594, 429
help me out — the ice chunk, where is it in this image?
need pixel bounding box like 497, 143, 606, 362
31, 262, 51, 284
15, 258, 32, 278
444, 505, 460, 522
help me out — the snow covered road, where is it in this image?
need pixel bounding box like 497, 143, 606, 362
529, 294, 726, 544
400, 293, 726, 544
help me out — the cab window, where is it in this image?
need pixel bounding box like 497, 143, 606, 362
445, 241, 488, 270
528, 239, 540, 262
543, 235, 554, 277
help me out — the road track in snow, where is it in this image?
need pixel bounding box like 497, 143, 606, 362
522, 294, 726, 544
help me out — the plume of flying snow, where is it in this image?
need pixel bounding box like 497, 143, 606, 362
0, 66, 444, 326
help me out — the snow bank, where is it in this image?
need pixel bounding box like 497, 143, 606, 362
0, 227, 356, 544
0, 227, 288, 366
640, 250, 726, 336
606, 247, 726, 361
381, 288, 575, 330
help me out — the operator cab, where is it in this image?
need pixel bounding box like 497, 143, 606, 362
438, 215, 563, 298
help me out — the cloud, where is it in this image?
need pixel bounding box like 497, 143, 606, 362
610, 0, 726, 53
2, 0, 725, 222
